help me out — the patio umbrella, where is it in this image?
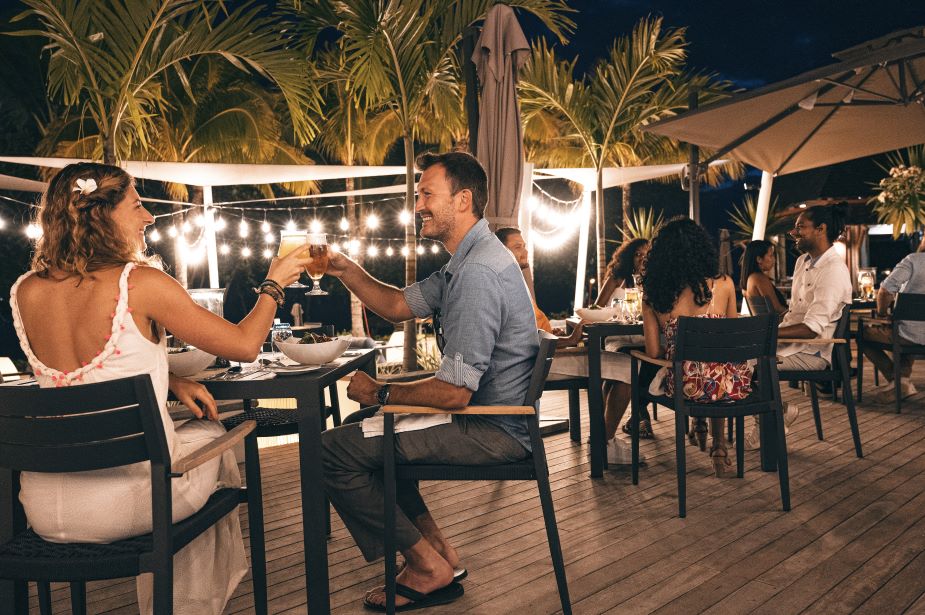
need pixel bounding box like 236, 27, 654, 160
645, 27, 925, 237
473, 3, 530, 230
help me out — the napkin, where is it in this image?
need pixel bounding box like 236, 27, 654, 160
361, 411, 452, 438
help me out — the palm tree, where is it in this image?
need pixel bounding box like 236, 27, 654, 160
309, 0, 573, 371
12, 0, 320, 164
521, 16, 732, 282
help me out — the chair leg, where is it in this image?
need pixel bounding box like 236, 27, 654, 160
383, 417, 398, 615
153, 563, 173, 615
328, 384, 342, 427
774, 405, 791, 512
840, 353, 864, 458
809, 384, 824, 440
675, 413, 687, 518
856, 336, 865, 402
651, 403, 658, 421
244, 434, 268, 615
36, 582, 52, 615
535, 464, 572, 615
568, 388, 581, 443
631, 396, 640, 485
894, 358, 903, 415
69, 582, 87, 615
735, 416, 745, 478
727, 413, 734, 443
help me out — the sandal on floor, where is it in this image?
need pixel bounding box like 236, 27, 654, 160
709, 445, 732, 478
621, 419, 654, 439
364, 581, 464, 612
396, 561, 467, 582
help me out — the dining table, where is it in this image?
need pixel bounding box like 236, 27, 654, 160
194, 348, 377, 615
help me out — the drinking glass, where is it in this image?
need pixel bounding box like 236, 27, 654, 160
306, 233, 329, 296
623, 288, 641, 322
278, 230, 309, 288
857, 269, 875, 300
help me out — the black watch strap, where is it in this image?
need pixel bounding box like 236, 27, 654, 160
376, 384, 391, 406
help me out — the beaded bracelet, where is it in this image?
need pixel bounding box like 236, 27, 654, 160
254, 281, 284, 306
259, 278, 284, 294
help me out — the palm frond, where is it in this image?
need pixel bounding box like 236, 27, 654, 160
728, 194, 789, 242
618, 207, 665, 242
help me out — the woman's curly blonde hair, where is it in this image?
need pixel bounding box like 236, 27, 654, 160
32, 162, 151, 278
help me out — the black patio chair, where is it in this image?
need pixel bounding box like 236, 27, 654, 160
775, 304, 863, 457
629, 314, 790, 518
0, 374, 264, 615
380, 331, 571, 615
857, 292, 925, 413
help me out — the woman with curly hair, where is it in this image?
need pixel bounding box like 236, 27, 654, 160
641, 218, 751, 477
10, 162, 310, 614
594, 237, 650, 306
741, 239, 788, 314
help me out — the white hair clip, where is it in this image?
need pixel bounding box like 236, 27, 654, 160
72, 178, 97, 196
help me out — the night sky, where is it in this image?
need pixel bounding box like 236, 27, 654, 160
525, 0, 925, 87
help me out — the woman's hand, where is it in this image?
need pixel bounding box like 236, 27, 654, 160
265, 245, 312, 288
168, 374, 219, 420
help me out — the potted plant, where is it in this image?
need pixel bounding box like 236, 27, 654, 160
870, 146, 925, 239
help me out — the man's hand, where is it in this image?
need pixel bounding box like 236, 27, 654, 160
168, 374, 218, 420
347, 371, 381, 407
325, 250, 355, 279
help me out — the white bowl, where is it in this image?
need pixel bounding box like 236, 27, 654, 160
575, 307, 619, 323
167, 347, 216, 376
277, 337, 350, 365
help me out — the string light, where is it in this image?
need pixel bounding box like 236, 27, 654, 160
262, 248, 272, 259
339, 216, 349, 231
0, 216, 6, 230
385, 246, 394, 257
366, 213, 380, 230
286, 219, 297, 232
367, 244, 378, 257
430, 244, 439, 254
148, 228, 161, 242
181, 220, 192, 233
330, 242, 340, 253
399, 210, 412, 225
347, 239, 360, 256
25, 223, 42, 239
214, 216, 226, 231
167, 225, 178, 238
401, 246, 409, 257
194, 214, 205, 227
219, 243, 231, 255
310, 218, 323, 234
238, 218, 249, 238
260, 220, 271, 233
241, 246, 252, 258
264, 232, 275, 244
416, 245, 424, 255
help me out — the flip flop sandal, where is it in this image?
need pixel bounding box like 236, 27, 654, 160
396, 561, 467, 582
364, 581, 464, 612
621, 420, 654, 439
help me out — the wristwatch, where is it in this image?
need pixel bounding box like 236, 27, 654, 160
376, 383, 392, 406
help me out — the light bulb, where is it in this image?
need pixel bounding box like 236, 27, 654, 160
0, 216, 6, 229
264, 232, 275, 244
310, 219, 323, 233
366, 213, 380, 230
286, 219, 297, 232
260, 220, 271, 233
148, 228, 161, 242
238, 219, 249, 238
194, 214, 205, 227
430, 244, 439, 254
330, 242, 340, 253
262, 248, 272, 259
367, 244, 378, 257
347, 239, 360, 256
385, 246, 394, 257
416, 245, 424, 255
339, 217, 349, 231
25, 223, 42, 239
401, 246, 409, 257
219, 243, 231, 255
241, 246, 252, 258
181, 220, 192, 233
399, 210, 412, 225
214, 216, 226, 231
167, 225, 178, 238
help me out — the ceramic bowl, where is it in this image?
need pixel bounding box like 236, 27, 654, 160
166, 347, 216, 376
277, 337, 350, 365
575, 307, 619, 323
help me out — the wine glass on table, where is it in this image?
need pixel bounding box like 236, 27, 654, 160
278, 230, 309, 288
306, 233, 329, 296
623, 287, 641, 322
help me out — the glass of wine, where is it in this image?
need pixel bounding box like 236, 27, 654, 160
306, 233, 329, 296
623, 287, 641, 322
858, 269, 875, 301
278, 230, 309, 288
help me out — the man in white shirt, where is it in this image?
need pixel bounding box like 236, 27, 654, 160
745, 205, 852, 449
777, 204, 853, 371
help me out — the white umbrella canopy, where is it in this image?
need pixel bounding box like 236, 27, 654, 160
473, 3, 531, 229
645, 27, 925, 176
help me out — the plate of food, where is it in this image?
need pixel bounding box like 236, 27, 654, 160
277, 333, 351, 365
575, 306, 619, 323
166, 346, 216, 376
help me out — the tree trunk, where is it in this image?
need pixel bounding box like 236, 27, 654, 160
346, 176, 366, 337
595, 169, 607, 285
402, 135, 418, 372
103, 130, 115, 165
621, 183, 632, 236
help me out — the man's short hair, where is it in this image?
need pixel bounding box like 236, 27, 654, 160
415, 151, 488, 218
495, 227, 522, 246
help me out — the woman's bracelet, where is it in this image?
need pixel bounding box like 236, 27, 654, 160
254, 281, 284, 306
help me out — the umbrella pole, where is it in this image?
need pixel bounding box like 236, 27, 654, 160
688, 89, 701, 223
752, 170, 774, 240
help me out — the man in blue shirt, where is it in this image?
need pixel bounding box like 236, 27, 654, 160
322, 151, 538, 610
862, 236, 925, 403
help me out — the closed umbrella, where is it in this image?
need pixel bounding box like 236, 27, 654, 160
473, 3, 530, 230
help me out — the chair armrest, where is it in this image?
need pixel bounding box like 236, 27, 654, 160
555, 346, 588, 356
860, 317, 892, 326
629, 349, 672, 368
381, 404, 535, 415
170, 420, 256, 476
778, 338, 847, 345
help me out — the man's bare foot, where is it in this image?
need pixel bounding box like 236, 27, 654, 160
365, 541, 454, 608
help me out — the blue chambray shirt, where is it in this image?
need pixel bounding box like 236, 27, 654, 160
403, 219, 540, 449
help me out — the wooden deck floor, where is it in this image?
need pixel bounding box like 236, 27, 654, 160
32, 364, 925, 614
